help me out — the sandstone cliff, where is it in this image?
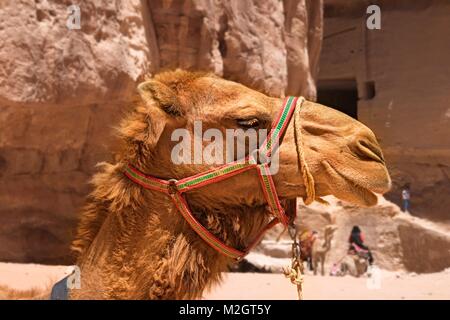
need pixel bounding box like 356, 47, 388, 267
318, 0, 450, 222
0, 0, 322, 263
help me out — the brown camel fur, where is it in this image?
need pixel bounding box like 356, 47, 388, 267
65, 70, 390, 299
311, 225, 337, 276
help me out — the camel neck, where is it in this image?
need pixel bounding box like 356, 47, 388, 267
72, 165, 268, 299
322, 236, 333, 251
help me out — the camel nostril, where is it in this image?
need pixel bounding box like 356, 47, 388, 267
356, 139, 385, 163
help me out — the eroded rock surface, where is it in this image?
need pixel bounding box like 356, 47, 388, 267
0, 0, 322, 263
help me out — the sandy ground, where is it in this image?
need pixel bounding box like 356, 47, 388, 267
204, 272, 450, 300
0, 263, 69, 291
1, 262, 449, 300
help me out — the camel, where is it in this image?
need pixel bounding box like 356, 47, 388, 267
60, 69, 391, 299
339, 254, 369, 277
310, 225, 337, 276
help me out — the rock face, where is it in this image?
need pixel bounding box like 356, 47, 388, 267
145, 0, 323, 98
0, 0, 322, 263
317, 0, 450, 222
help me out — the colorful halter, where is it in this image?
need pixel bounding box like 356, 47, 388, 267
124, 96, 305, 260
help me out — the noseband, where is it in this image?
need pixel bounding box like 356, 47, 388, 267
124, 96, 306, 260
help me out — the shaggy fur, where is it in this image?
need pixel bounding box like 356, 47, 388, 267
68, 70, 390, 299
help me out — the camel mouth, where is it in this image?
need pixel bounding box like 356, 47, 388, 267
349, 180, 378, 206
321, 160, 379, 207
355, 139, 385, 164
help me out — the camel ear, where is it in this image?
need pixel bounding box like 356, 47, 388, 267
137, 80, 183, 117
119, 80, 180, 154
125, 79, 183, 151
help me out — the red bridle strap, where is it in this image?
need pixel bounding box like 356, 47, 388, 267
124, 96, 305, 260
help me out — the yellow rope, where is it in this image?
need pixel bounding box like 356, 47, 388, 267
285, 97, 331, 300
294, 98, 316, 205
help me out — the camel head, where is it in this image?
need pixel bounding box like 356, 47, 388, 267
120, 70, 390, 212
324, 225, 337, 243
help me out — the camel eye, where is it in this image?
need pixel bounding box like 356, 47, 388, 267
237, 118, 260, 129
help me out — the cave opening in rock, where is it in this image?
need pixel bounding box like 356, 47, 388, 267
317, 79, 358, 119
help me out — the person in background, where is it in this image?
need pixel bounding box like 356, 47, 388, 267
402, 183, 411, 212
299, 230, 318, 271
348, 225, 374, 265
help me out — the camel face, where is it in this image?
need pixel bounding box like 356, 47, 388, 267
134, 70, 390, 208
275, 99, 391, 206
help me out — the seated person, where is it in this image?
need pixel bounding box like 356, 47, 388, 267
348, 225, 374, 265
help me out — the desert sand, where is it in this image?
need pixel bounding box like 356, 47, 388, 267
1, 262, 449, 300
204, 272, 450, 300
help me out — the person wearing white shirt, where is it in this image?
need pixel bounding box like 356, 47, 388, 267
401, 184, 411, 212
